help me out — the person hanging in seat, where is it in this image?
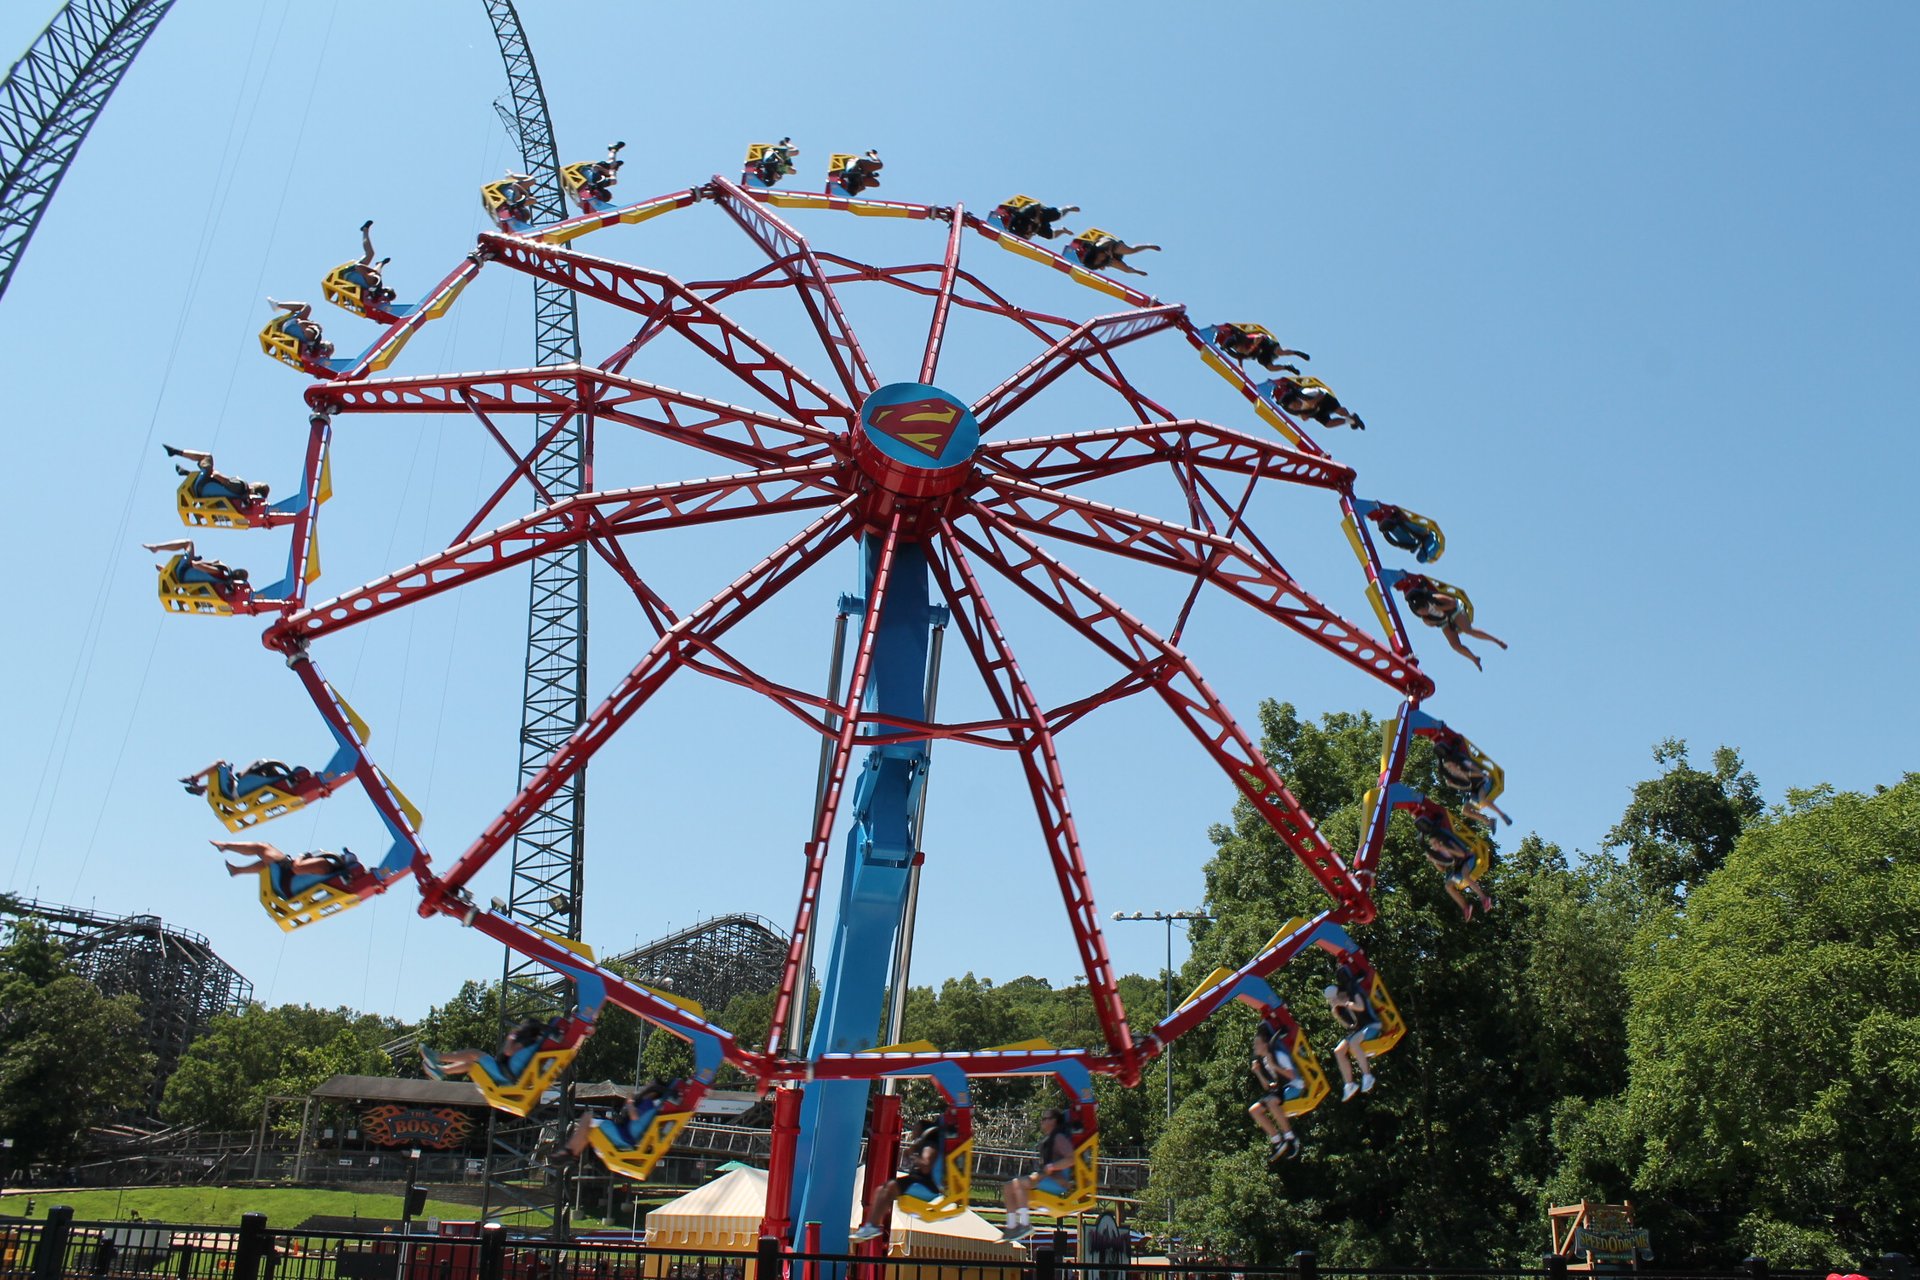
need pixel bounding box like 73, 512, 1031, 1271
755, 137, 800, 186
165, 446, 270, 505
1214, 324, 1310, 373
1074, 232, 1161, 276
422, 1016, 555, 1083
1270, 375, 1364, 430
500, 170, 539, 223
1410, 797, 1496, 921
210, 837, 361, 885
1365, 502, 1441, 562
836, 149, 884, 196
998, 1108, 1076, 1242
550, 1078, 682, 1166
143, 539, 250, 594
853, 1113, 946, 1240
1248, 1022, 1304, 1162
578, 141, 626, 205
1001, 199, 1079, 241
338, 221, 397, 307
265, 299, 334, 360
182, 758, 313, 799
1431, 727, 1509, 824
1392, 573, 1507, 670
1324, 965, 1379, 1103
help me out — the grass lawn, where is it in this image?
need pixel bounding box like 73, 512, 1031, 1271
1, 1187, 500, 1229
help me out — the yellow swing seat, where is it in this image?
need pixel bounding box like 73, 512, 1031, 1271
259, 318, 313, 372
464, 1038, 581, 1118
587, 1106, 695, 1183
257, 862, 365, 933
201, 769, 324, 833
1026, 1133, 1098, 1217
321, 263, 376, 318
897, 1135, 974, 1222
176, 477, 264, 530
157, 555, 241, 616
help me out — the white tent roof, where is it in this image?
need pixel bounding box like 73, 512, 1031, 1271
645, 1165, 1024, 1261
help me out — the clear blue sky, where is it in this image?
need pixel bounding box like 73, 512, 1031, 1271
1, 2, 1914, 1025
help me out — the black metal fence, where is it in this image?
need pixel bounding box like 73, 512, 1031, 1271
0, 1208, 1908, 1280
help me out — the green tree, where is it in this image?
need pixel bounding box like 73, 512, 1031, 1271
1605, 740, 1763, 900
161, 1004, 393, 1133
1613, 776, 1920, 1264
1147, 702, 1639, 1265
0, 922, 153, 1165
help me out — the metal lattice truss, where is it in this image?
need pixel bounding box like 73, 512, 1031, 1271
0, 0, 176, 301
2, 898, 251, 1113
189, 163, 1465, 1099
603, 914, 791, 1020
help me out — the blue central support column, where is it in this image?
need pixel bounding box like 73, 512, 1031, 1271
786, 383, 980, 1252
787, 536, 932, 1249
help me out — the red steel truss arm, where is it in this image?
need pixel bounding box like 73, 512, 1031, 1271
951, 500, 1374, 920
926, 522, 1135, 1064
1175, 317, 1330, 460
708, 175, 880, 402
1135, 909, 1350, 1065
307, 364, 836, 469
476, 232, 855, 430
267, 464, 846, 647
460, 394, 677, 637
765, 510, 906, 1060
425, 500, 861, 907
287, 651, 430, 878
1353, 698, 1418, 886
970, 305, 1188, 432
979, 419, 1354, 493
920, 208, 965, 384
973, 475, 1432, 698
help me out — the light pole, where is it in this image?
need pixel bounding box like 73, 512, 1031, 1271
1111, 908, 1211, 1235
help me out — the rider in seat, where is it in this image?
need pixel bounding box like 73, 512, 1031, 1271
499, 170, 539, 225
551, 1077, 681, 1166
998, 1108, 1077, 1242
144, 539, 250, 595
339, 221, 396, 307
166, 446, 269, 505
754, 137, 800, 186
422, 1016, 554, 1084
1409, 796, 1496, 920
1270, 376, 1364, 430
1392, 573, 1508, 670
1324, 965, 1380, 1102
1430, 727, 1508, 823
853, 1113, 946, 1240
1365, 502, 1441, 562
1248, 1021, 1304, 1162
998, 199, 1079, 241
835, 150, 884, 196
266, 299, 334, 360
211, 837, 361, 888
1073, 232, 1161, 276
1214, 324, 1310, 373
577, 141, 626, 205
183, 758, 314, 800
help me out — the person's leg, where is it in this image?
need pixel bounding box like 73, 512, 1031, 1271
1248, 1100, 1279, 1139
1331, 1039, 1356, 1086
359, 222, 375, 266
1459, 623, 1508, 649
565, 1115, 594, 1157
1351, 1036, 1376, 1090
1444, 629, 1485, 670
1445, 878, 1473, 920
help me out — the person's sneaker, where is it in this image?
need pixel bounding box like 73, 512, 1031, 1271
1361, 1072, 1377, 1094
1341, 1081, 1361, 1102
851, 1225, 882, 1242
1267, 1137, 1289, 1165
419, 1048, 447, 1080
1279, 1134, 1302, 1160
999, 1222, 1032, 1242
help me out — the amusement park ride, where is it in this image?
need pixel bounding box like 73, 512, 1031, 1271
152, 139, 1509, 1250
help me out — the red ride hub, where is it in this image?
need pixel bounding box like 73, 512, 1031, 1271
852, 382, 981, 500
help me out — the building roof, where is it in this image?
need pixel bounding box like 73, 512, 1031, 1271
309, 1075, 487, 1106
